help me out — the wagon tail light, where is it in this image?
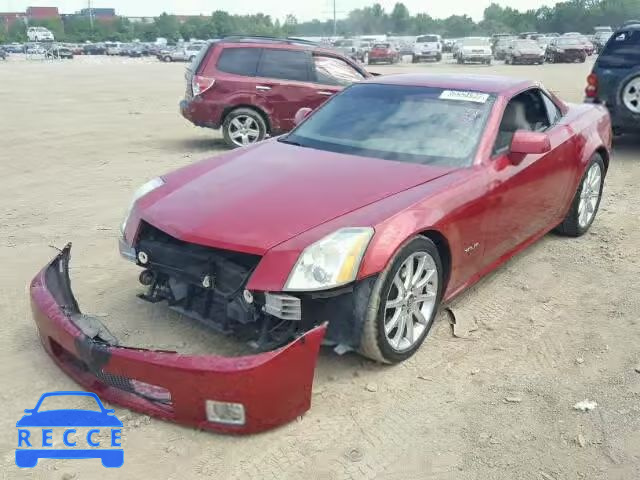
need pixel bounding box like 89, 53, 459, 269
585, 73, 598, 99
192, 75, 215, 96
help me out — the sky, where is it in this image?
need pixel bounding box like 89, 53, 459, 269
1, 0, 561, 22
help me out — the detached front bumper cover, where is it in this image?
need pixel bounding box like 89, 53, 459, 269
30, 244, 326, 434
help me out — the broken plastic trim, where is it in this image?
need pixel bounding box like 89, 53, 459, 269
30, 244, 327, 434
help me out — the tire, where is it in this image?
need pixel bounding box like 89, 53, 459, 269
555, 154, 605, 237
163, 55, 172, 62
436, 53, 442, 62
222, 108, 267, 148
189, 55, 195, 61
457, 56, 463, 64
580, 56, 586, 63
358, 236, 444, 364
411, 55, 418, 63
486, 59, 492, 65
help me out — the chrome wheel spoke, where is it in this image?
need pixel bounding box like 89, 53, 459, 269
386, 295, 403, 309
414, 269, 435, 290
392, 313, 407, 347
402, 259, 414, 290
412, 307, 428, 326
231, 118, 243, 130
405, 313, 414, 344
385, 309, 402, 334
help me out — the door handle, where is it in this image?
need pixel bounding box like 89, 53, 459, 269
317, 91, 334, 96
256, 85, 271, 91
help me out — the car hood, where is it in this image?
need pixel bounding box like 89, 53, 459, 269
141, 140, 454, 255
515, 47, 543, 54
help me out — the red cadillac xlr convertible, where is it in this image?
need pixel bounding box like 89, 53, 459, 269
31, 74, 611, 433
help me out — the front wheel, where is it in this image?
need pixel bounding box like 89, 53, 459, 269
222, 108, 267, 148
359, 236, 443, 364
556, 154, 605, 237
163, 55, 172, 62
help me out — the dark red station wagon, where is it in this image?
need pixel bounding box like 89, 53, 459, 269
180, 36, 371, 147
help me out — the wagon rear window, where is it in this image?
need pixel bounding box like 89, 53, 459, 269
284, 84, 495, 167
598, 29, 640, 67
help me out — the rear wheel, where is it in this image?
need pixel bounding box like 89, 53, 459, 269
621, 75, 640, 114
556, 154, 605, 237
359, 236, 443, 364
436, 53, 442, 62
163, 55, 172, 62
222, 108, 267, 148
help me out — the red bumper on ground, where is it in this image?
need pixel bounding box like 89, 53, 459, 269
30, 245, 326, 434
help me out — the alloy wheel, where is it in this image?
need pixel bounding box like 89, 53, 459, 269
622, 77, 640, 113
383, 252, 438, 352
578, 162, 602, 228
228, 115, 261, 146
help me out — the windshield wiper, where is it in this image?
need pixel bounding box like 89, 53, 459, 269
277, 137, 304, 147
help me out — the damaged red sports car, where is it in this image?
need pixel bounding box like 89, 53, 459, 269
31, 74, 612, 433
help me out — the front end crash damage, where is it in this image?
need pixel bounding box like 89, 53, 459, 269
30, 244, 326, 434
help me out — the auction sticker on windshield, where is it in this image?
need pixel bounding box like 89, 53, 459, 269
439, 90, 489, 103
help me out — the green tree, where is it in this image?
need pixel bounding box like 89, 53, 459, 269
155, 13, 180, 41
283, 14, 298, 36
390, 2, 411, 34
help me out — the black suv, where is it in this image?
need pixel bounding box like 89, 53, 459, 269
585, 21, 640, 134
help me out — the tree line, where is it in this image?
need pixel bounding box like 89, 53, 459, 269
2, 0, 639, 44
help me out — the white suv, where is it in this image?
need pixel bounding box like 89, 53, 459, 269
413, 34, 442, 62
27, 27, 54, 42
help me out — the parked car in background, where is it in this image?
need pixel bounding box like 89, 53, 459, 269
368, 42, 399, 64
127, 45, 144, 57
546, 37, 587, 63
593, 30, 613, 53
456, 37, 492, 64
585, 22, 640, 134
4, 43, 23, 53
0, 48, 6, 60
46, 45, 74, 59
536, 36, 553, 51
493, 36, 516, 60
27, 26, 54, 42
412, 34, 442, 62
160, 43, 203, 62
505, 39, 545, 65
105, 42, 123, 55
180, 36, 370, 147
25, 43, 47, 55
84, 43, 106, 55
332, 38, 367, 62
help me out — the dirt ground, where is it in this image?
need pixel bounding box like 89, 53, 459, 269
1, 54, 639, 480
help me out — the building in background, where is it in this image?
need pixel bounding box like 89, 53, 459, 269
79, 7, 115, 19
26, 6, 60, 20
0, 12, 26, 32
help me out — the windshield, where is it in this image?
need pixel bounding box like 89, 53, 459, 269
373, 43, 390, 48
461, 38, 490, 46
558, 38, 582, 46
335, 40, 353, 47
514, 40, 539, 48
416, 35, 438, 43
284, 84, 494, 167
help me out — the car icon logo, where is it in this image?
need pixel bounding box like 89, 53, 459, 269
16, 391, 124, 468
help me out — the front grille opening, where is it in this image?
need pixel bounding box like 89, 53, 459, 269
49, 339, 173, 409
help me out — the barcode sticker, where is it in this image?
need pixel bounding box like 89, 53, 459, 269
439, 90, 489, 103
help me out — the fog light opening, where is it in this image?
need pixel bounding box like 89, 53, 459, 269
205, 400, 246, 426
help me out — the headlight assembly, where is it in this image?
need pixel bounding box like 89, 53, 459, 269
284, 227, 374, 291
120, 177, 165, 234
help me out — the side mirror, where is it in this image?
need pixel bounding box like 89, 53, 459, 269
509, 130, 551, 164
294, 107, 312, 126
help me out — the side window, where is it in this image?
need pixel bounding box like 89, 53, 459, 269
493, 89, 552, 155
257, 49, 310, 82
313, 55, 364, 86
216, 47, 261, 76
541, 93, 562, 126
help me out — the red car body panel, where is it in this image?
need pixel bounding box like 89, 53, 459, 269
182, 42, 366, 134
129, 140, 453, 256
30, 245, 326, 434
369, 45, 399, 63
32, 74, 612, 434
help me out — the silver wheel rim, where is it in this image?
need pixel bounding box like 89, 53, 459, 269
384, 252, 438, 352
578, 163, 602, 228
622, 77, 640, 113
228, 115, 261, 146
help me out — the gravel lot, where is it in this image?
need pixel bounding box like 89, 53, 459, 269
1, 55, 639, 480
